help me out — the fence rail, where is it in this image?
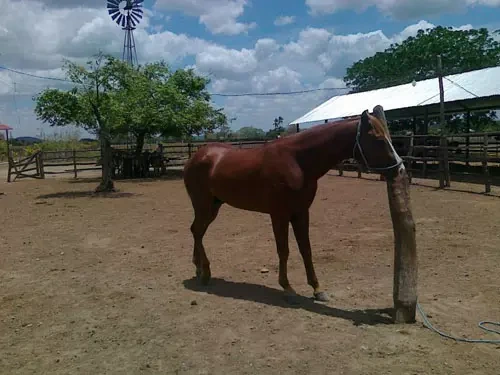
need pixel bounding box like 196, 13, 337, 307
6, 133, 500, 192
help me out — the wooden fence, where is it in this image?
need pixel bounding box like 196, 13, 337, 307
163, 134, 500, 193
7, 149, 101, 182
6, 134, 500, 192
7, 152, 44, 182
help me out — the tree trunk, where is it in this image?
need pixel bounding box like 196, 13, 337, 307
135, 132, 146, 157
386, 165, 417, 324
95, 136, 115, 193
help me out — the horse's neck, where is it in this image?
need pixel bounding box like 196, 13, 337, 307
291, 121, 358, 180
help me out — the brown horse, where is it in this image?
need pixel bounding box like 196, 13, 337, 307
183, 105, 403, 303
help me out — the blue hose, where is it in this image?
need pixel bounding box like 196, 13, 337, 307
417, 302, 500, 344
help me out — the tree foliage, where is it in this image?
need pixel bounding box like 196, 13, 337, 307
266, 116, 285, 138
112, 62, 227, 153
235, 126, 266, 139
344, 26, 500, 92
34, 53, 227, 190
34, 52, 121, 191
343, 26, 500, 134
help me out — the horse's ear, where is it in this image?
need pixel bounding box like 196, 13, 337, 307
372, 105, 387, 126
361, 109, 370, 124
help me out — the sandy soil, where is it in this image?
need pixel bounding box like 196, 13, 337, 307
0, 172, 499, 375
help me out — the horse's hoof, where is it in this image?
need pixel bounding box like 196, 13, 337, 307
314, 291, 329, 302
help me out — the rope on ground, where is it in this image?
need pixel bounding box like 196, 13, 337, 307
417, 302, 500, 344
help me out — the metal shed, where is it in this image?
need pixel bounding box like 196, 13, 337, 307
290, 66, 500, 126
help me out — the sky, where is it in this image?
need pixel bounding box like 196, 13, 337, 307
1, 0, 500, 138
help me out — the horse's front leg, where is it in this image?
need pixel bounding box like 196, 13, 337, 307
291, 210, 329, 302
271, 214, 299, 304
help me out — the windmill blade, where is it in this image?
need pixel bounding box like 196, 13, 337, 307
131, 14, 142, 23
107, 0, 120, 7
131, 10, 142, 17
110, 11, 121, 21
116, 14, 124, 26
130, 14, 140, 25
126, 15, 135, 27
132, 12, 142, 22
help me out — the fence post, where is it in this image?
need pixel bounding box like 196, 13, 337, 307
483, 134, 491, 193
39, 152, 45, 179
408, 135, 414, 184
438, 137, 445, 189
188, 143, 192, 158
7, 157, 12, 183
73, 149, 77, 179
441, 136, 450, 187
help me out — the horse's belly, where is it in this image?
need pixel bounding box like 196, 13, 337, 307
209, 174, 274, 214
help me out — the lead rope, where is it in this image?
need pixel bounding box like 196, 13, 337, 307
354, 120, 500, 344
417, 302, 500, 344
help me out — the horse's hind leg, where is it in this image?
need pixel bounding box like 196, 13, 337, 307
291, 210, 329, 302
190, 197, 222, 285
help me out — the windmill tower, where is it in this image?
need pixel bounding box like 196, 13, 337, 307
107, 0, 143, 66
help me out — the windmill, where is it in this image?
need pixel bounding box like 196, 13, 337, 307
107, 0, 143, 66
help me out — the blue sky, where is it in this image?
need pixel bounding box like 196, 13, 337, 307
1, 0, 500, 137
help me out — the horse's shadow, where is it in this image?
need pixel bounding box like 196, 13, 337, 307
183, 277, 394, 326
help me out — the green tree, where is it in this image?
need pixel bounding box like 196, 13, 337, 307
266, 116, 285, 138
343, 26, 500, 134
34, 52, 122, 192
112, 62, 227, 154
235, 126, 266, 139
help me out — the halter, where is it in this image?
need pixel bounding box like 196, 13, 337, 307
353, 118, 404, 172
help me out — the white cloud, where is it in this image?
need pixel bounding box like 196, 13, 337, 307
274, 15, 296, 26
306, 0, 500, 19
154, 0, 256, 35
0, 0, 491, 137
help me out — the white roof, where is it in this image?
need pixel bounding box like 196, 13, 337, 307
291, 66, 500, 125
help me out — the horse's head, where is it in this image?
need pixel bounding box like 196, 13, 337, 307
354, 105, 403, 175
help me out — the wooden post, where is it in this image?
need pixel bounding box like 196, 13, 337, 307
188, 143, 192, 158
439, 136, 450, 188
437, 55, 445, 129
408, 135, 414, 184
73, 149, 78, 179
483, 134, 491, 193
5, 129, 12, 183
422, 136, 428, 178
386, 165, 418, 323
39, 152, 45, 179
465, 112, 470, 167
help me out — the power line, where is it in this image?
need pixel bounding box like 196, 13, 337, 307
443, 76, 479, 98
0, 66, 72, 83
211, 87, 350, 97
1, 64, 350, 97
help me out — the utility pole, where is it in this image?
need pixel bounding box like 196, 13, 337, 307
437, 55, 445, 128
437, 55, 450, 187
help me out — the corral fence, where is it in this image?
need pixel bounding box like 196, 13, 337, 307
164, 133, 500, 193
6, 134, 500, 192
7, 149, 101, 182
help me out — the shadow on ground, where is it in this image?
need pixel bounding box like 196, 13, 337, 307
36, 191, 137, 199
68, 172, 184, 185
183, 277, 394, 326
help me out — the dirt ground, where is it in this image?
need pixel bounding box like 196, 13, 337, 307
0, 171, 499, 375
